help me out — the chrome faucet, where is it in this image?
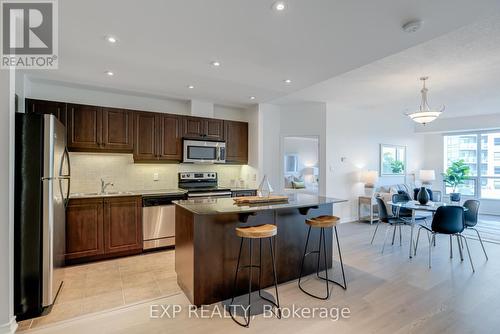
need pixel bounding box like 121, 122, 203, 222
100, 178, 114, 194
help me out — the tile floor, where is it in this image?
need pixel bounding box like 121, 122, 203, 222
18, 249, 180, 331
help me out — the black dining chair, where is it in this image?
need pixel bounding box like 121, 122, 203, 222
463, 200, 488, 260
415, 206, 474, 272
371, 196, 406, 253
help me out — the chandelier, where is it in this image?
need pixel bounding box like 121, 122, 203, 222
406, 77, 444, 125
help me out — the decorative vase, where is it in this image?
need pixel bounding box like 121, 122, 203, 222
450, 192, 461, 202
417, 187, 430, 205
257, 175, 273, 198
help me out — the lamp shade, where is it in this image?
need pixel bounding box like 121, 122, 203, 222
302, 167, 315, 176
419, 170, 436, 184
361, 170, 379, 188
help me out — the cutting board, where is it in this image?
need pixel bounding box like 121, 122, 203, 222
233, 195, 289, 205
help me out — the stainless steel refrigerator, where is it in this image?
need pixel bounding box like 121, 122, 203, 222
14, 113, 70, 320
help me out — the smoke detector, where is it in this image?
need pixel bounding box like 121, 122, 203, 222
402, 20, 423, 33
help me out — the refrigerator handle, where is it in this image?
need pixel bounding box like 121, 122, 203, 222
59, 147, 71, 178
59, 177, 71, 208
59, 147, 71, 207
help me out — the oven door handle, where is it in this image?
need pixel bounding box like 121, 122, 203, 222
188, 191, 232, 197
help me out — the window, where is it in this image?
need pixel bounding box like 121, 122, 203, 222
444, 131, 500, 199
284, 154, 298, 173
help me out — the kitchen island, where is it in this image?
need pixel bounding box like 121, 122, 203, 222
174, 193, 347, 306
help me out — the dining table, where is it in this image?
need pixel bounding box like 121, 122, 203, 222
387, 200, 468, 259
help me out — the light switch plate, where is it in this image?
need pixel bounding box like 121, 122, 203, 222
153, 173, 159, 181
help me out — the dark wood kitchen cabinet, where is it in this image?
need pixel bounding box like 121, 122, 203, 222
183, 116, 224, 140
67, 104, 134, 153
224, 120, 248, 164
103, 196, 142, 255
157, 114, 182, 161
65, 196, 142, 264
67, 104, 102, 151
101, 107, 134, 151
25, 98, 67, 126
133, 112, 182, 162
65, 198, 104, 261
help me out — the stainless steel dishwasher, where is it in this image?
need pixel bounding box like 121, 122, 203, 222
142, 194, 186, 250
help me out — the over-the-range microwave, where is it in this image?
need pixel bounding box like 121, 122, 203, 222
183, 139, 226, 164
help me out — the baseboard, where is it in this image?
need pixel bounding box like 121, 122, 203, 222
0, 317, 17, 334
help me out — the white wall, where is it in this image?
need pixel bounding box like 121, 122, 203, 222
325, 103, 425, 222
0, 69, 17, 333
258, 104, 281, 191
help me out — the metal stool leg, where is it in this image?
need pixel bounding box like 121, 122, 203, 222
334, 226, 347, 289
298, 226, 311, 287
257, 237, 281, 318
299, 225, 347, 300
228, 238, 251, 327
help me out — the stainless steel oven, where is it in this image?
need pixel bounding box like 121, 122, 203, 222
183, 139, 226, 164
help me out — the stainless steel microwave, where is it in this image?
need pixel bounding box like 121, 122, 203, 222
183, 140, 226, 163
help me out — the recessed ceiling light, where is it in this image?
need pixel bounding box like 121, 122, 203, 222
105, 35, 118, 44
284, 79, 292, 84
211, 61, 221, 67
187, 85, 195, 89
105, 70, 114, 76
249, 96, 256, 100
272, 1, 286, 11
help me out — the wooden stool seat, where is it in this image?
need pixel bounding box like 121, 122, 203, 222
306, 215, 340, 228
236, 224, 277, 239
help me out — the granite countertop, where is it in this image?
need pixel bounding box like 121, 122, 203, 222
69, 188, 187, 199
173, 193, 347, 215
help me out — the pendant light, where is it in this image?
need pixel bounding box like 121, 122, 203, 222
406, 77, 444, 125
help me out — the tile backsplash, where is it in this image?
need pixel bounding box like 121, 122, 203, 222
70, 153, 257, 194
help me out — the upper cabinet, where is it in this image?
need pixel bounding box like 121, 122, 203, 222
25, 98, 67, 126
157, 114, 182, 161
224, 120, 248, 164
133, 112, 157, 160
24, 99, 247, 164
101, 107, 134, 151
67, 104, 133, 153
133, 112, 182, 162
67, 104, 102, 151
183, 116, 224, 141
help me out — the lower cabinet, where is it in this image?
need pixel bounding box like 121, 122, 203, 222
66, 196, 142, 263
103, 196, 142, 255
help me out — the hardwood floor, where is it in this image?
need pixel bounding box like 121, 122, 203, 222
22, 222, 500, 333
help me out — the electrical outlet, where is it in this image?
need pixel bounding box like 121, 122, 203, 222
153, 173, 159, 181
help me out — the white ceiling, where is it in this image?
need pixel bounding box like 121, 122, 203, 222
25, 0, 500, 107
273, 15, 500, 119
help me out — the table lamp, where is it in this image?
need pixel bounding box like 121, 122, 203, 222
419, 170, 435, 187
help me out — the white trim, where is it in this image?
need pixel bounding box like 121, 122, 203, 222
0, 316, 17, 334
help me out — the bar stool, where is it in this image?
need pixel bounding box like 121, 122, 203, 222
298, 215, 347, 300
228, 224, 281, 327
